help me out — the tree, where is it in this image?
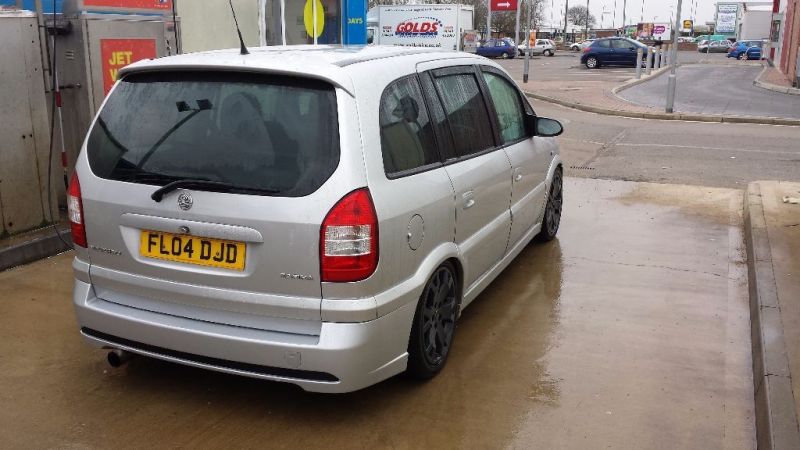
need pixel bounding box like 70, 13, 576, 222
566, 5, 596, 28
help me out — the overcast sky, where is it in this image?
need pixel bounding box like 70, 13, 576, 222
540, 0, 768, 29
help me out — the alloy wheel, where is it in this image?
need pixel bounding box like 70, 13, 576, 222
545, 170, 563, 236
420, 266, 458, 366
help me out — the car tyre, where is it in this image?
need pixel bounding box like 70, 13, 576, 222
536, 167, 563, 242
546, 49, 554, 56
585, 56, 599, 69
501, 51, 511, 59
739, 52, 747, 60
407, 262, 460, 380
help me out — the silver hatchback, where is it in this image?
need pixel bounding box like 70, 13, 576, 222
69, 45, 564, 393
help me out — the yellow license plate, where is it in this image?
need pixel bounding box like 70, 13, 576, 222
139, 230, 246, 271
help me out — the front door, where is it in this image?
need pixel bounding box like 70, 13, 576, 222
478, 66, 549, 249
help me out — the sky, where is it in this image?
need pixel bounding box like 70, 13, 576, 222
539, 0, 742, 29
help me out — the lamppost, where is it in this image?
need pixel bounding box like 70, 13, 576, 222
585, 0, 590, 40
666, 0, 683, 113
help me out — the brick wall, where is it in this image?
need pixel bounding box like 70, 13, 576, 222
780, 0, 800, 85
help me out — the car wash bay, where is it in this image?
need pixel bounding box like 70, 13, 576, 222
0, 177, 754, 448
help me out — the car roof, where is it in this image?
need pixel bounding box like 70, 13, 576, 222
118, 45, 484, 96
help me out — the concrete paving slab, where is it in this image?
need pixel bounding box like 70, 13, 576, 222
0, 179, 754, 448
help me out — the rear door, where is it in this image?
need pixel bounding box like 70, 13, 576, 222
81, 71, 349, 329
593, 39, 615, 63
419, 64, 512, 289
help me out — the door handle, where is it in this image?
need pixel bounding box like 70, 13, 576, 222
462, 191, 475, 210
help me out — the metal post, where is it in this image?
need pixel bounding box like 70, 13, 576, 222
663, 44, 670, 66
585, 0, 590, 40
666, 0, 683, 113
523, 0, 532, 83
487, 0, 491, 40
654, 48, 661, 68
622, 0, 627, 31
515, 2, 521, 46
635, 47, 643, 78
645, 47, 653, 75
564, 0, 569, 43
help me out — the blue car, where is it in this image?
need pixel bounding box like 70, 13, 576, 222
727, 41, 763, 60
580, 37, 649, 69
477, 38, 517, 59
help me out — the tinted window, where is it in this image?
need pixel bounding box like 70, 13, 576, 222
482, 72, 525, 144
88, 72, 339, 197
595, 40, 611, 48
379, 77, 440, 175
434, 73, 495, 157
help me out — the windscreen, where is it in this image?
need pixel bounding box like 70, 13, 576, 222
87, 72, 340, 197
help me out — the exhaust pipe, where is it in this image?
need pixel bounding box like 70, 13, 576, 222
107, 349, 132, 368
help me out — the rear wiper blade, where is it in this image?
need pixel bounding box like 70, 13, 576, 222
151, 179, 279, 202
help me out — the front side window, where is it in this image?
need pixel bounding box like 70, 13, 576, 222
379, 77, 439, 175
433, 73, 495, 157
482, 72, 526, 144
88, 72, 340, 197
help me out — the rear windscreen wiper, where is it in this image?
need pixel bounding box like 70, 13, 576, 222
151, 179, 280, 202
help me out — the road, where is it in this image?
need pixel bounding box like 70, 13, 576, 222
533, 100, 800, 189
0, 178, 753, 448
619, 65, 800, 118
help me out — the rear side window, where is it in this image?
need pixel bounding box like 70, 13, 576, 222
595, 40, 611, 48
482, 72, 525, 144
433, 73, 495, 157
87, 72, 339, 197
379, 77, 440, 175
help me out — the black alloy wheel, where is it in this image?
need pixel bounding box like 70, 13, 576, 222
407, 262, 459, 379
537, 167, 563, 242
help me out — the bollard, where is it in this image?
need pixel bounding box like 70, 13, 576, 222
663, 44, 670, 66
654, 49, 661, 69
635, 47, 644, 79
646, 47, 654, 75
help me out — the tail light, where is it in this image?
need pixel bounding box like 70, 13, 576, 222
67, 172, 87, 248
583, 46, 590, 53
320, 188, 378, 282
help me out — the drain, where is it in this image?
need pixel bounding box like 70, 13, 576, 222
569, 165, 595, 170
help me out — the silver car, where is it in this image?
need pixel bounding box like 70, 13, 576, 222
69, 45, 564, 393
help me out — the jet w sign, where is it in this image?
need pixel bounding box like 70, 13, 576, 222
491, 0, 517, 11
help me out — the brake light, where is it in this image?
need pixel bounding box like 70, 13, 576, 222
67, 172, 87, 248
320, 188, 378, 282
583, 46, 590, 53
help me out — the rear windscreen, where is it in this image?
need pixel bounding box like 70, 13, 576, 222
87, 72, 340, 197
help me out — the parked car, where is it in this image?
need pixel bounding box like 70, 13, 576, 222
477, 38, 517, 59
698, 39, 732, 53
727, 41, 763, 60
570, 39, 594, 51
580, 37, 649, 69
68, 45, 564, 393
519, 39, 556, 57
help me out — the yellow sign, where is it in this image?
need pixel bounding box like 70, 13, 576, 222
683, 20, 693, 30
304, 0, 325, 39
140, 230, 246, 271
528, 31, 536, 46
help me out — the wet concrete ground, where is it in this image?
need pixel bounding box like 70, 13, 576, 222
0, 178, 754, 448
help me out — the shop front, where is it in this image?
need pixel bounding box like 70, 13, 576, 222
260, 0, 366, 45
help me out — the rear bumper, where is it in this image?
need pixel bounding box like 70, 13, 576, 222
73, 279, 416, 393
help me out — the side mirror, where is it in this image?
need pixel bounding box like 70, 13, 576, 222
527, 116, 563, 137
